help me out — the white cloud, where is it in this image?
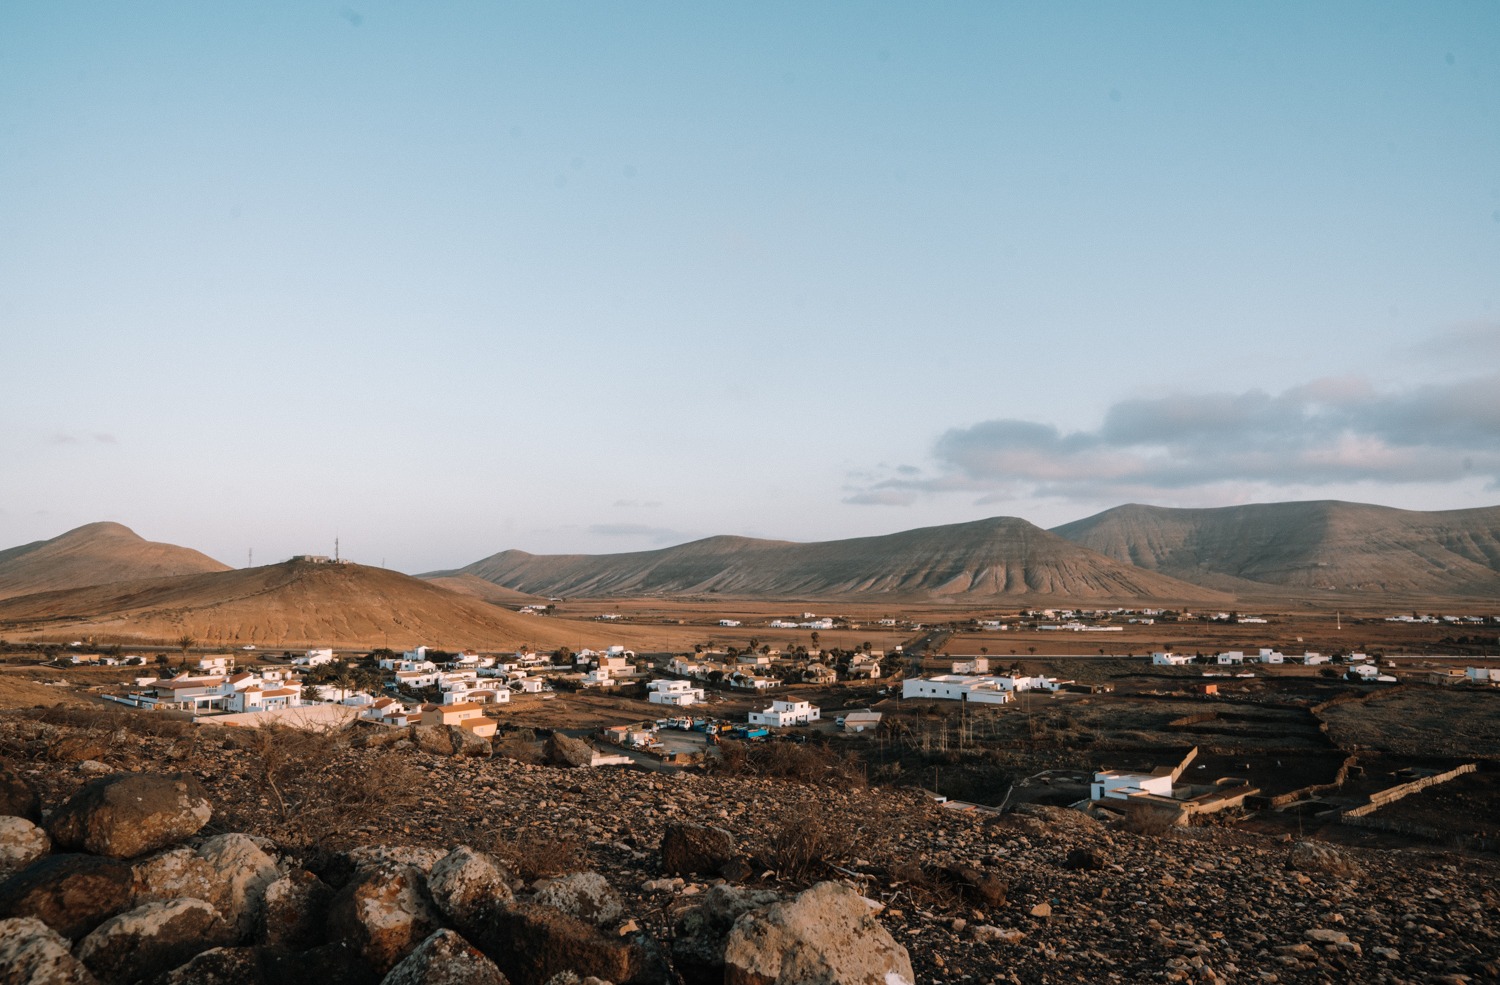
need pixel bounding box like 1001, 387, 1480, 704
846, 372, 1500, 506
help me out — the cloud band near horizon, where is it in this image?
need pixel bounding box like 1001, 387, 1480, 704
846, 372, 1500, 506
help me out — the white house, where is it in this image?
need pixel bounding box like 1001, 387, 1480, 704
295, 648, 335, 667
647, 679, 706, 707
1091, 769, 1175, 802
513, 677, 545, 694
1301, 652, 1331, 666
902, 676, 1012, 705
1255, 648, 1285, 664
403, 646, 431, 662
1152, 652, 1193, 666
718, 619, 742, 627
1466, 667, 1498, 685
748, 699, 821, 727
196, 655, 234, 675
1347, 664, 1396, 683
1215, 651, 1247, 665
730, 672, 781, 690
840, 710, 882, 732
950, 657, 989, 674
395, 668, 441, 689
581, 668, 618, 687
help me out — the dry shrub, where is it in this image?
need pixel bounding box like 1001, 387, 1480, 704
242, 726, 418, 847
491, 830, 588, 882
1121, 804, 1180, 837
714, 740, 866, 787
761, 808, 843, 884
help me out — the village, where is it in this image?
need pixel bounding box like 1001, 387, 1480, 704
28, 611, 1497, 853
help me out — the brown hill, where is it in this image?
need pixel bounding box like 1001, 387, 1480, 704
1051, 501, 1500, 597
432, 517, 1230, 603
0, 522, 230, 600
422, 573, 547, 607
0, 559, 665, 650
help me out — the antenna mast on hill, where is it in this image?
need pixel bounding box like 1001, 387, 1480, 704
335, 537, 340, 562
248, 549, 252, 568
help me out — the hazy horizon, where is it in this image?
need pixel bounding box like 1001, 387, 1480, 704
4, 3, 1497, 571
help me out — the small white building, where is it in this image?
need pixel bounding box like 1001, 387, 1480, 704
1215, 651, 1246, 665
1466, 667, 1498, 685
196, 655, 234, 674
748, 699, 821, 727
730, 673, 781, 690
1301, 652, 1330, 666
1255, 648, 1285, 664
902, 676, 1013, 705
1091, 769, 1175, 802
647, 679, 706, 707
950, 657, 989, 674
840, 710, 882, 732
1152, 652, 1193, 666
718, 619, 742, 627
395, 668, 441, 689
295, 648, 335, 667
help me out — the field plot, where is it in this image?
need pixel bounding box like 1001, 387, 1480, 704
1318, 687, 1500, 759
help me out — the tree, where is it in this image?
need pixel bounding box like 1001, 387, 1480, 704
176, 634, 197, 667
810, 632, 821, 650
301, 681, 322, 703
332, 673, 357, 701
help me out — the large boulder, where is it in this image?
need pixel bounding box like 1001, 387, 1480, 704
723, 882, 914, 985
196, 833, 282, 938
671, 885, 784, 985
46, 773, 211, 858
132, 834, 282, 941
1287, 840, 1364, 879
659, 822, 737, 878
426, 847, 513, 936
154, 943, 379, 985
0, 765, 41, 822
532, 872, 624, 928
475, 902, 659, 985
411, 726, 458, 757
0, 916, 99, 985
348, 845, 447, 875
329, 862, 442, 976
260, 869, 334, 948
76, 898, 230, 985
449, 728, 493, 759
543, 733, 594, 768
380, 929, 509, 985
0, 816, 51, 877
0, 853, 134, 939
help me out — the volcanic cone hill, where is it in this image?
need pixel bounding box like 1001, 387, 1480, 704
431, 517, 1230, 603
0, 559, 656, 649
0, 522, 230, 600
1052, 500, 1500, 597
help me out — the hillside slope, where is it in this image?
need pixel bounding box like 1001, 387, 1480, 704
1052, 501, 1500, 596
434, 518, 1229, 603
0, 522, 230, 600
0, 559, 662, 649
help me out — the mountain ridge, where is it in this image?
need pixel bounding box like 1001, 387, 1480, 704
430, 516, 1231, 603
1051, 500, 1500, 597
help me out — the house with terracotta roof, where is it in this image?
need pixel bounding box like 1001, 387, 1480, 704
420, 702, 497, 738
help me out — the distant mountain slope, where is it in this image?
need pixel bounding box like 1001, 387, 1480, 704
1052, 501, 1500, 596
0, 522, 230, 600
422, 573, 547, 607
432, 518, 1230, 602
0, 559, 657, 649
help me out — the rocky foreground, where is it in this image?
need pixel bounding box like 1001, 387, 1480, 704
1, 712, 1497, 984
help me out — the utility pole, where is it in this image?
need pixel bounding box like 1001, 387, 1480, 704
335, 537, 340, 562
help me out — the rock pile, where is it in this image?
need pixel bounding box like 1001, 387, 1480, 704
2, 712, 1498, 984
0, 763, 909, 984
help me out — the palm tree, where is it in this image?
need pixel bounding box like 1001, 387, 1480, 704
333, 672, 357, 702
175, 634, 197, 669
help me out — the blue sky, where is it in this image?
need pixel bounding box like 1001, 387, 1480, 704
2, 2, 1497, 572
